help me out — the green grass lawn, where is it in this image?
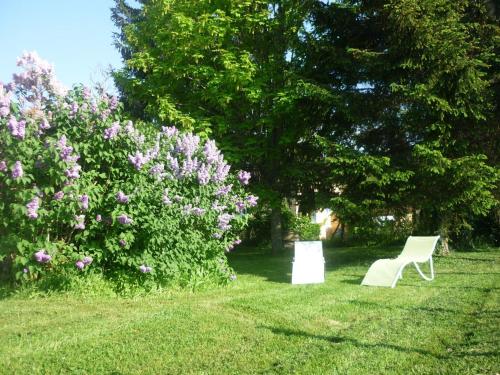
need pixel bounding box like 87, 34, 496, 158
0, 245, 498, 374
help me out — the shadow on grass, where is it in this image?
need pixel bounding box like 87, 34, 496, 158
228, 245, 398, 284
260, 325, 449, 359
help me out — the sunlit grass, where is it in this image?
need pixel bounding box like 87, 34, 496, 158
0, 245, 498, 374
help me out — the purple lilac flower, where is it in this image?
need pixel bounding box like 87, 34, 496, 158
247, 195, 258, 207
74, 215, 85, 230
119, 239, 127, 247
162, 189, 172, 205
182, 204, 193, 215
23, 268, 28, 273
166, 154, 179, 175
12, 161, 23, 179
83, 86, 91, 100
161, 126, 178, 137
34, 250, 51, 263
116, 191, 129, 204
79, 194, 89, 210
70, 102, 79, 117
117, 214, 133, 225
109, 95, 118, 110
212, 162, 230, 183
235, 201, 245, 213
215, 184, 232, 197
218, 213, 233, 231
0, 106, 9, 117
39, 119, 50, 131
83, 256, 93, 265
191, 207, 205, 216
53, 191, 64, 200
212, 233, 222, 239
16, 120, 26, 139
59, 144, 74, 162
197, 163, 210, 185
237, 170, 251, 185
176, 133, 200, 158
128, 151, 148, 170
227, 244, 234, 252
7, 117, 25, 139
211, 202, 227, 212
180, 157, 199, 177
100, 109, 111, 120
234, 239, 242, 245
75, 260, 85, 270
103, 121, 120, 140
149, 163, 164, 177
26, 197, 40, 219
139, 265, 152, 273
90, 101, 98, 113
203, 140, 220, 164
96, 214, 102, 222
0, 160, 7, 172
65, 165, 81, 179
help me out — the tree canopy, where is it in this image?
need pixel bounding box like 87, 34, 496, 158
113, 0, 499, 251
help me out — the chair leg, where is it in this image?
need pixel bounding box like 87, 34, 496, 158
413, 257, 434, 281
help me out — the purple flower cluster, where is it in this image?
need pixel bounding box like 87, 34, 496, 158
235, 201, 245, 213
218, 213, 233, 231
238, 170, 251, 185
39, 119, 50, 132
103, 121, 121, 140
34, 250, 51, 263
162, 189, 172, 205
0, 84, 11, 117
7, 117, 26, 139
96, 214, 102, 222
149, 163, 165, 179
116, 191, 129, 204
0, 160, 7, 172
203, 140, 220, 164
119, 239, 127, 247
197, 163, 210, 185
53, 190, 64, 200
247, 195, 258, 207
215, 185, 232, 197
75, 256, 92, 270
74, 215, 85, 230
57, 136, 79, 163
26, 197, 40, 219
176, 133, 200, 158
139, 264, 152, 273
12, 161, 23, 179
65, 165, 81, 180
79, 194, 89, 210
128, 151, 149, 170
117, 214, 133, 225
212, 162, 230, 183
162, 126, 178, 137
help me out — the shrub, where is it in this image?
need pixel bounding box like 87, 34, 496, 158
0, 52, 257, 288
289, 214, 320, 241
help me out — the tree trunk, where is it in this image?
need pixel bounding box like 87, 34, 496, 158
439, 222, 451, 255
271, 206, 283, 255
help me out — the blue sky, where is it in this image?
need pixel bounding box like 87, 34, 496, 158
0, 0, 123, 91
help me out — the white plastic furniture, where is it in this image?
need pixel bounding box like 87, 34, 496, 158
291, 241, 325, 284
361, 236, 440, 288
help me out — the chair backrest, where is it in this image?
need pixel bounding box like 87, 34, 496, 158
294, 241, 324, 261
398, 236, 440, 261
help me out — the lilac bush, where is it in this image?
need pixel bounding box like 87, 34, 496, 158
0, 52, 256, 287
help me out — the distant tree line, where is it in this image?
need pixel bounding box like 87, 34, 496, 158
112, 0, 499, 253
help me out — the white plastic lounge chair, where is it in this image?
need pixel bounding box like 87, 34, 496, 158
361, 236, 440, 288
